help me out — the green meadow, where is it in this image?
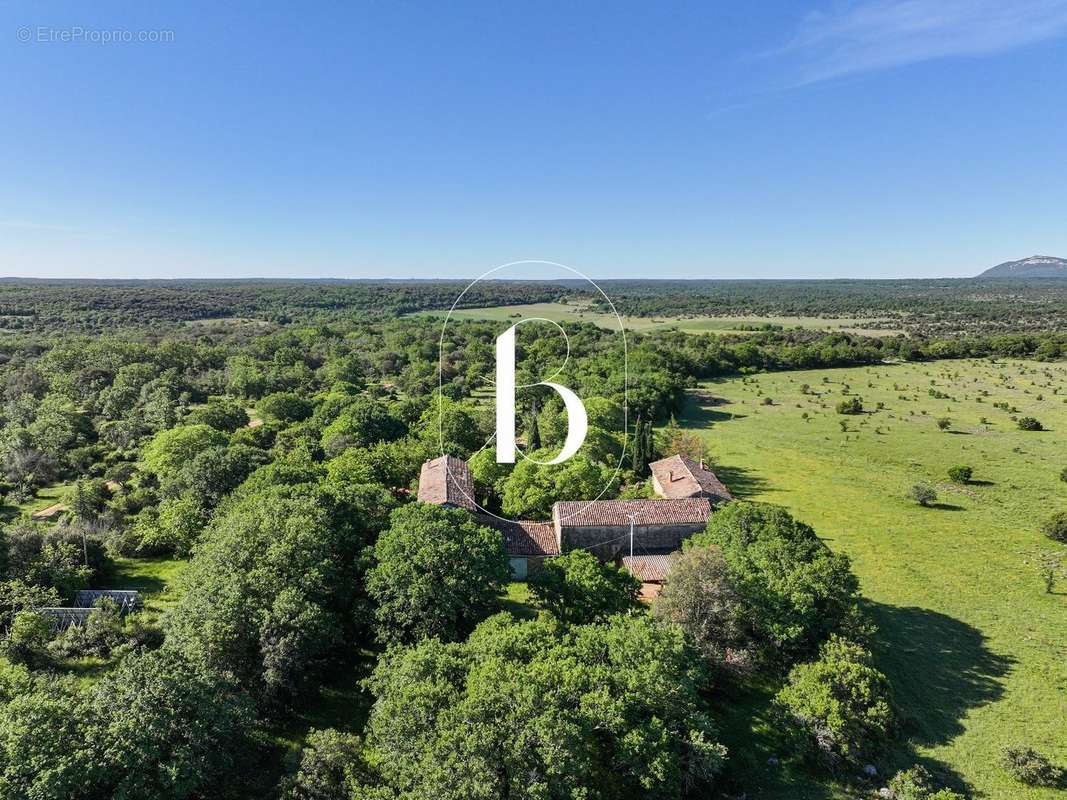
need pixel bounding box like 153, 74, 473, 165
679, 358, 1067, 799
418, 301, 898, 336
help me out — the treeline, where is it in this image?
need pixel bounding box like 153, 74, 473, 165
4, 278, 1067, 336
646, 328, 1067, 378
0, 280, 570, 333
590, 278, 1067, 335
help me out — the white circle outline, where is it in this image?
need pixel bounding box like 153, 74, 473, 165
437, 260, 629, 525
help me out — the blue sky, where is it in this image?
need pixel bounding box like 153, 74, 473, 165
2, 0, 1067, 280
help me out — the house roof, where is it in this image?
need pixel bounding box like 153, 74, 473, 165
476, 515, 559, 557
621, 552, 680, 583
553, 497, 711, 528
649, 455, 732, 503
417, 455, 476, 511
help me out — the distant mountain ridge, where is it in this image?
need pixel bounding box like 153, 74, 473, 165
979, 255, 1067, 278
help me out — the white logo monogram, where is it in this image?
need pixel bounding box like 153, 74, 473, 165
494, 319, 588, 465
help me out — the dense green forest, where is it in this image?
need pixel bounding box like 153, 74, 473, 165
0, 280, 1063, 799
3, 277, 1067, 334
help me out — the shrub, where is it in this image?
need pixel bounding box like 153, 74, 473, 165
1042, 511, 1067, 543
936, 417, 952, 431
947, 465, 972, 484
1017, 416, 1044, 431
775, 636, 894, 766
283, 728, 371, 800
1000, 745, 1064, 786
1060, 465, 1067, 483
887, 765, 934, 800
836, 397, 863, 415
2, 611, 54, 667
908, 482, 937, 507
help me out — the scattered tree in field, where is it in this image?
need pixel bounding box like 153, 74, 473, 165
775, 636, 894, 767
1042, 511, 1067, 543
357, 614, 727, 798
908, 482, 938, 507
367, 503, 509, 645
936, 417, 952, 431
1017, 416, 1044, 431
529, 549, 639, 625
652, 545, 750, 671
836, 397, 864, 415
1024, 548, 1066, 593
1000, 745, 1065, 787
947, 465, 972, 484
1060, 465, 1067, 483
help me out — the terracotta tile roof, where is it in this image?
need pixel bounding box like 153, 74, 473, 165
649, 455, 732, 503
417, 455, 476, 511
553, 497, 711, 528
475, 514, 560, 557
621, 552, 680, 583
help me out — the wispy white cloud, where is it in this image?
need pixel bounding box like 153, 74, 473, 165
772, 0, 1067, 84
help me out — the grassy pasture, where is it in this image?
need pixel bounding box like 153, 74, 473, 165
417, 301, 899, 336
678, 358, 1067, 799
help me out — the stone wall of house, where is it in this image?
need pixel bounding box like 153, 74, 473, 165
508, 555, 550, 580
559, 522, 705, 560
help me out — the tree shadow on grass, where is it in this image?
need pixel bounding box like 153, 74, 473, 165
713, 463, 773, 500
870, 602, 1014, 744
681, 390, 744, 427
928, 502, 965, 512
866, 602, 1014, 792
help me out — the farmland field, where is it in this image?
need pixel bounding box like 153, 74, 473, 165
417, 301, 899, 336
678, 358, 1067, 799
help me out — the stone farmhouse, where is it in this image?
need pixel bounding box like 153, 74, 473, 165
416, 453, 733, 590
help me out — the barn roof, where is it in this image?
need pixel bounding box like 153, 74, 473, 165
649, 455, 732, 503
476, 515, 559, 557
74, 589, 141, 612
621, 552, 680, 583
553, 497, 711, 528
417, 455, 476, 511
